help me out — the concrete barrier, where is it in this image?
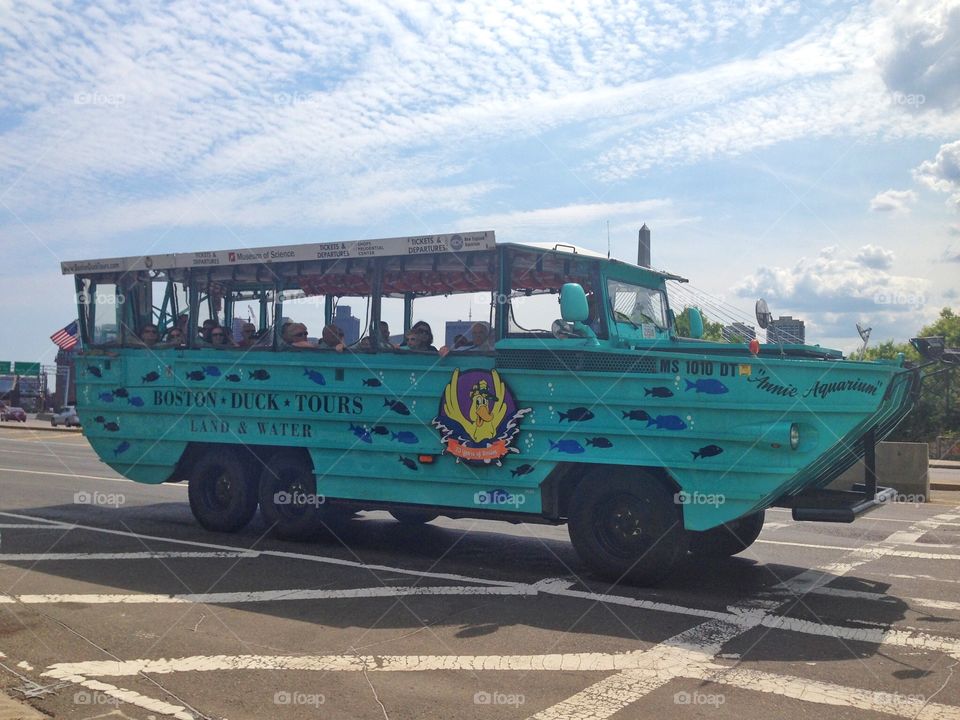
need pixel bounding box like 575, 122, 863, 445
829, 442, 929, 502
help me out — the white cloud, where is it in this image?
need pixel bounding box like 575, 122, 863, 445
880, 1, 960, 111
735, 245, 927, 315
855, 244, 895, 269
914, 139, 960, 207
869, 189, 917, 213
460, 200, 671, 231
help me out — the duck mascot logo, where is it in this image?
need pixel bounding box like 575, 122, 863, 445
433, 369, 530, 465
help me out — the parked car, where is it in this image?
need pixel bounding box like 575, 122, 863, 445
51, 405, 81, 427
0, 405, 27, 422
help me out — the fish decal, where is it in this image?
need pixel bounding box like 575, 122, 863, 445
384, 398, 410, 416
692, 444, 724, 461
549, 439, 585, 454
102, 421, 120, 432
249, 369, 270, 380
510, 464, 535, 477
622, 409, 650, 421
645, 386, 674, 398
92, 415, 106, 423
112, 387, 129, 398
586, 437, 613, 448
127, 396, 145, 407
559, 407, 594, 422
392, 431, 419, 444
141, 371, 160, 383
647, 415, 687, 430
304, 368, 326, 385
349, 423, 372, 444
203, 365, 222, 377
98, 392, 114, 403
362, 378, 382, 387
87, 366, 102, 377
371, 425, 390, 435
113, 441, 130, 456
225, 373, 242, 382
685, 378, 729, 395
399, 455, 418, 471
186, 370, 206, 381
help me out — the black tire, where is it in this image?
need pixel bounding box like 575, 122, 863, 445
188, 449, 259, 533
689, 510, 765, 558
389, 509, 438, 525
258, 451, 325, 540
568, 473, 687, 586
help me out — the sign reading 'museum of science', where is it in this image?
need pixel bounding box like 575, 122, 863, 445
61, 231, 496, 275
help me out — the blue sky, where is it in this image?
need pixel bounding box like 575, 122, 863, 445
1, 0, 958, 369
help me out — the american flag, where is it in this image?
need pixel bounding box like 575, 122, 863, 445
50, 320, 79, 350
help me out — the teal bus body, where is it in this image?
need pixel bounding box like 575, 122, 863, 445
65, 232, 918, 583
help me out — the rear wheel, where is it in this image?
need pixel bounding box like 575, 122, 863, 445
689, 510, 765, 558
389, 509, 438, 525
568, 473, 687, 586
258, 451, 325, 540
188, 449, 259, 532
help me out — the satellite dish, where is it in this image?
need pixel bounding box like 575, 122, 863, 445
755, 299, 772, 329
856, 322, 872, 356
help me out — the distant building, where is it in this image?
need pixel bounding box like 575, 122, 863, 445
444, 320, 474, 349
722, 322, 756, 342
767, 315, 805, 344
333, 305, 361, 345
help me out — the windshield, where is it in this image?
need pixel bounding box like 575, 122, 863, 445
607, 279, 667, 331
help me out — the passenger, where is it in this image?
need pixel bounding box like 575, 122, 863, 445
281, 322, 315, 348
237, 323, 257, 348
140, 324, 160, 347
321, 324, 346, 352
164, 328, 184, 345
379, 321, 397, 349
200, 319, 219, 342
209, 327, 234, 347
404, 322, 437, 352
440, 322, 493, 355
357, 336, 374, 351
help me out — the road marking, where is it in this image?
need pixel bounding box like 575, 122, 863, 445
0, 467, 185, 487
758, 539, 960, 559
806, 585, 960, 612
0, 524, 68, 529
0, 551, 258, 562
5, 585, 536, 605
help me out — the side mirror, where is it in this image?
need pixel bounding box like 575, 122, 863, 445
560, 283, 589, 322
688, 307, 704, 339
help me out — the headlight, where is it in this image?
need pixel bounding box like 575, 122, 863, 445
790, 423, 800, 450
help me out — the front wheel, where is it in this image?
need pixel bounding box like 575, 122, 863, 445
258, 451, 325, 540
568, 473, 687, 586
188, 449, 259, 533
688, 510, 765, 558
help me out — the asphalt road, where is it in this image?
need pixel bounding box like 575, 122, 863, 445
0, 426, 959, 719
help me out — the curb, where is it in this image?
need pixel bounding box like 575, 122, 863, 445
0, 423, 81, 434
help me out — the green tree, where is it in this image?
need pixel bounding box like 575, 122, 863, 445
674, 307, 725, 341
883, 308, 959, 445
